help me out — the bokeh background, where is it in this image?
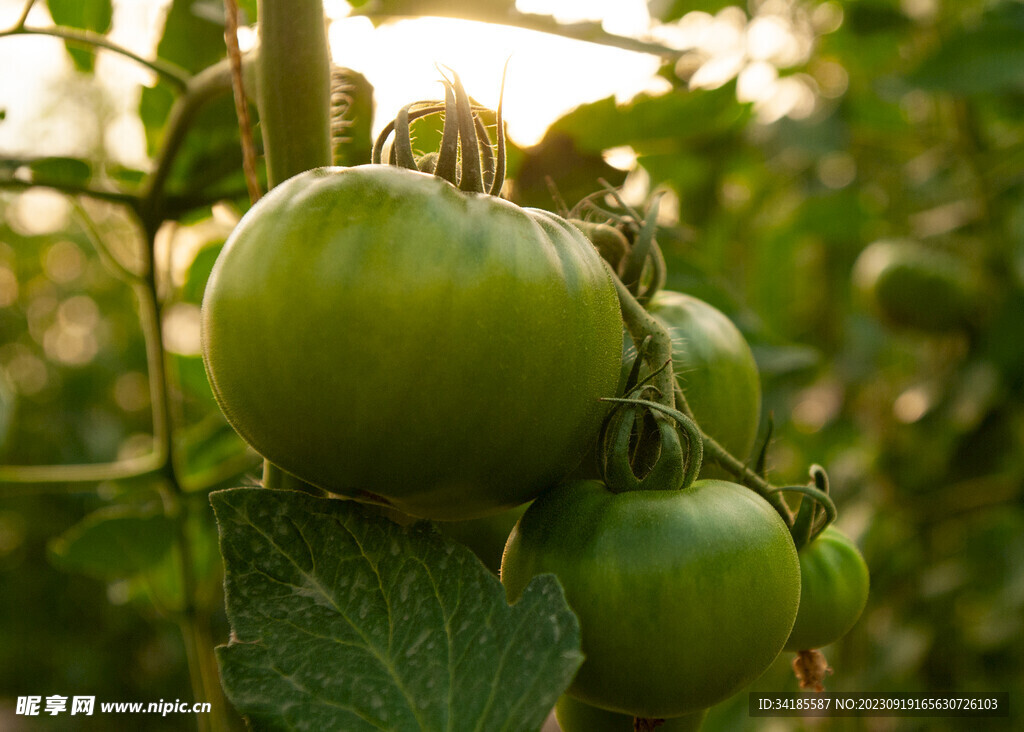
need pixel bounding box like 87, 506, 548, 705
2, 0, 1022, 729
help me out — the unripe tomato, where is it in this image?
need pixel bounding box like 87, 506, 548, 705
501, 479, 800, 718
785, 526, 869, 651
852, 239, 979, 333
647, 291, 762, 472
202, 166, 623, 519
555, 694, 707, 731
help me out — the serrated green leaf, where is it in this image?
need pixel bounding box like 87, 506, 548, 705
48, 506, 175, 579
29, 157, 92, 187
46, 0, 113, 72
212, 488, 583, 732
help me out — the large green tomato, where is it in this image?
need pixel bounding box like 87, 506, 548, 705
202, 166, 622, 520
852, 239, 979, 333
501, 479, 800, 718
785, 526, 869, 651
646, 291, 761, 473
555, 694, 707, 731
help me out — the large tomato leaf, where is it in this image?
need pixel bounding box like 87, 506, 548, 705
46, 0, 113, 72
212, 487, 583, 731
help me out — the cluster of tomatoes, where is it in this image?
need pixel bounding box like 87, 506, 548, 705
200, 76, 869, 729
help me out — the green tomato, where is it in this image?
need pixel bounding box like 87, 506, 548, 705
501, 479, 800, 718
852, 239, 979, 333
646, 291, 762, 473
555, 694, 707, 731
786, 526, 869, 651
202, 166, 623, 520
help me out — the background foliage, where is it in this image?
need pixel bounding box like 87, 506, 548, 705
1, 0, 1022, 729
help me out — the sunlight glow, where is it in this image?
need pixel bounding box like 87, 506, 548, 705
0, 0, 842, 186
327, 13, 660, 147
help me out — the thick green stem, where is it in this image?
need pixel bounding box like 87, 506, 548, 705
255, 0, 333, 485
257, 0, 332, 186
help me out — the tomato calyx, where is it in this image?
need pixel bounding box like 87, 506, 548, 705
371, 66, 506, 196
600, 393, 704, 493
788, 464, 836, 550
569, 182, 667, 306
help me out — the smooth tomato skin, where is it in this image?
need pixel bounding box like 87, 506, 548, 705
785, 526, 869, 651
646, 291, 762, 474
555, 694, 707, 731
202, 166, 622, 520
501, 479, 800, 718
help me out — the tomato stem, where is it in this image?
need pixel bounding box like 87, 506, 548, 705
768, 484, 836, 546
608, 263, 676, 412
256, 0, 332, 186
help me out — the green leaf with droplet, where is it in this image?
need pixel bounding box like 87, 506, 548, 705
212, 487, 582, 731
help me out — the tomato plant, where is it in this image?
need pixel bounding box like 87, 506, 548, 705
201, 163, 623, 520
4, 0, 931, 728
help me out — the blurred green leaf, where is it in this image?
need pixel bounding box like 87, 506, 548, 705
46, 0, 113, 72
550, 87, 748, 155
182, 241, 224, 304
907, 4, 1024, 94
48, 506, 175, 579
156, 0, 228, 73
29, 157, 93, 187
139, 83, 176, 159
213, 487, 583, 732
237, 0, 257, 23
512, 131, 626, 210
171, 354, 216, 403
180, 418, 254, 489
